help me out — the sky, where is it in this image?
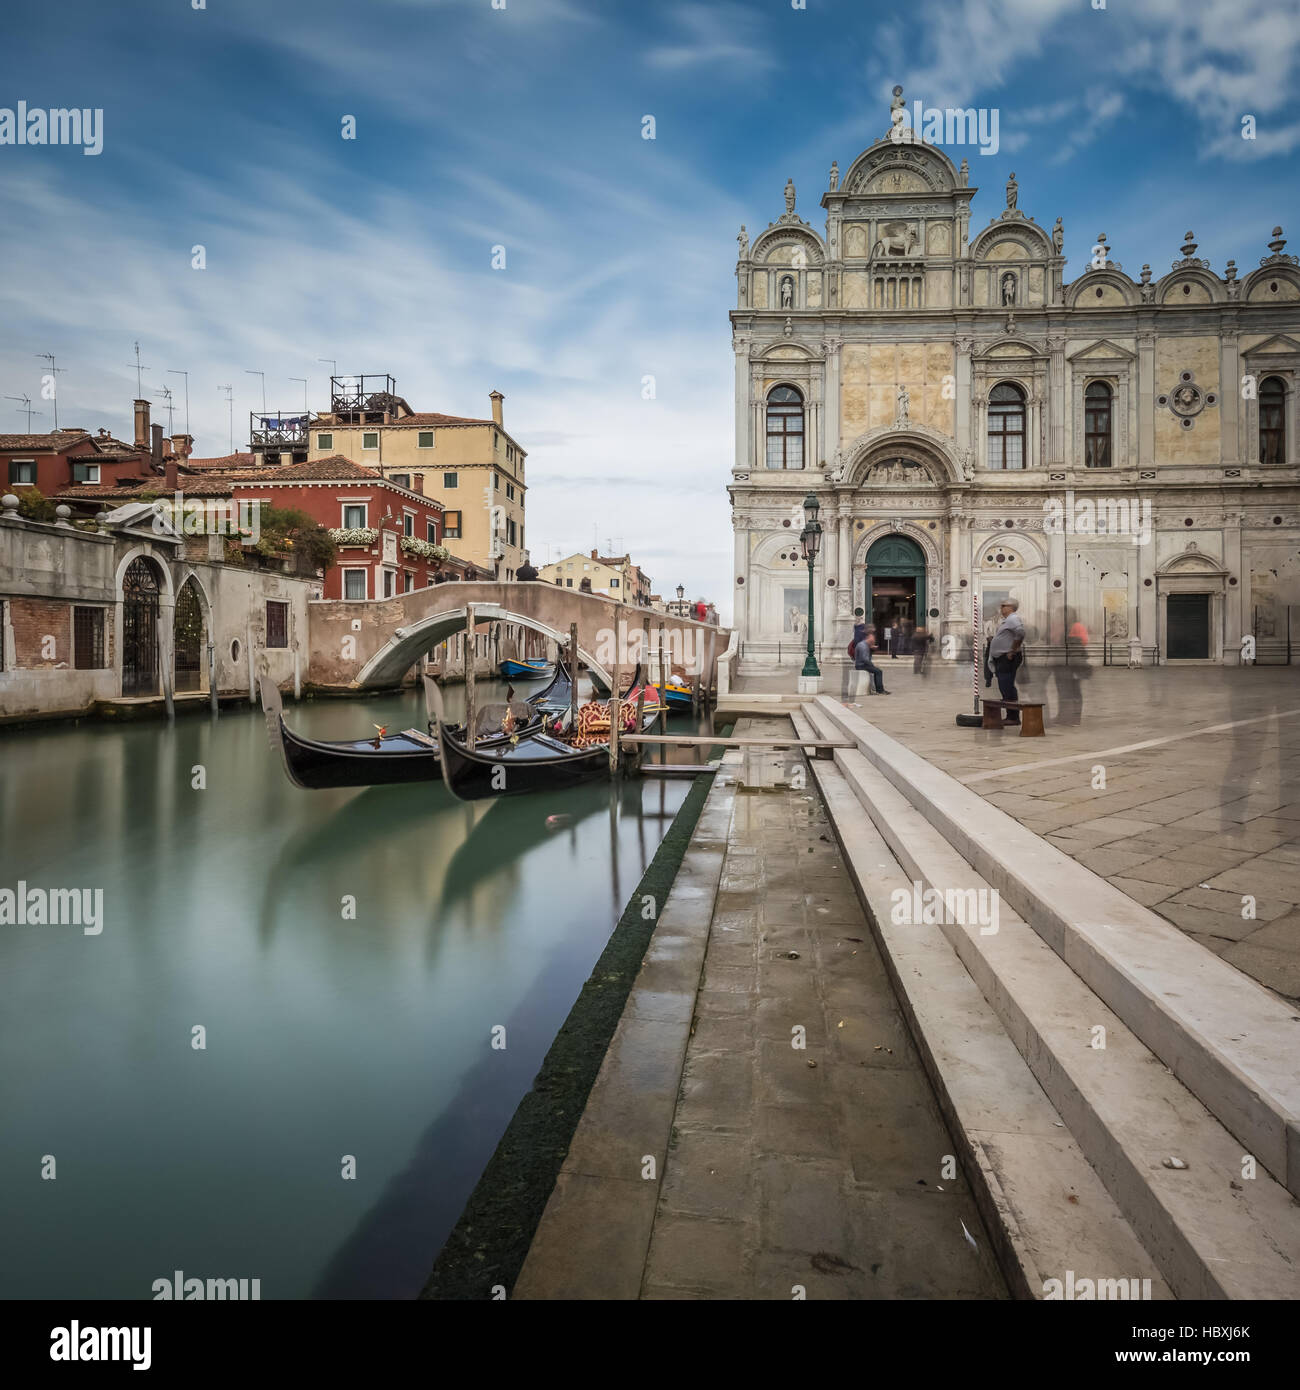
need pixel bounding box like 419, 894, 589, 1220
2, 0, 1298, 621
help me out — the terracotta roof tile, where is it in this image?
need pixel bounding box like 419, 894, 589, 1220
183, 452, 257, 471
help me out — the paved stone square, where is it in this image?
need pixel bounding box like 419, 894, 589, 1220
640, 719, 1007, 1300
735, 663, 1300, 1002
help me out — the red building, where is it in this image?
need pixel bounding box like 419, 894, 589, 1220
7, 397, 196, 501
227, 455, 450, 599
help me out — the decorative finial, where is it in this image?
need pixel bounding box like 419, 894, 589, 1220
1140, 264, 1152, 283
1224, 259, 1237, 282
1182, 231, 1197, 258
1269, 226, 1286, 255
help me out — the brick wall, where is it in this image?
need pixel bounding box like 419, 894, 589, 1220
8, 596, 73, 669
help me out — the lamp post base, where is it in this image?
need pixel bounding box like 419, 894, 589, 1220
797, 674, 822, 695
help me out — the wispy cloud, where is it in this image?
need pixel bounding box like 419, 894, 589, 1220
645, 3, 778, 74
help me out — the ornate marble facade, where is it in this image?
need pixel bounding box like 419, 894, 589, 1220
729, 108, 1300, 668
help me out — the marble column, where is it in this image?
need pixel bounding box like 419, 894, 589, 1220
1137, 331, 1156, 468
1048, 337, 1066, 465
1224, 507, 1243, 664
1220, 331, 1240, 467
824, 339, 842, 464
734, 341, 750, 472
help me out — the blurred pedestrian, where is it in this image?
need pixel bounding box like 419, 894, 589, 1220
989, 598, 1025, 724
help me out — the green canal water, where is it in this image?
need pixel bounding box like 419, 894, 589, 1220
0, 678, 706, 1299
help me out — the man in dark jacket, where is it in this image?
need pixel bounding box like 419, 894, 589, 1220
515, 550, 539, 582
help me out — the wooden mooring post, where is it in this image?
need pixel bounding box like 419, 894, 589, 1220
569, 622, 579, 731
632, 614, 650, 771
465, 603, 476, 750
608, 616, 623, 776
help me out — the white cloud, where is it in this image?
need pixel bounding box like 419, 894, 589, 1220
645, 3, 777, 75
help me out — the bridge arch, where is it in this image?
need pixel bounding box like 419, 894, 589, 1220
355, 605, 613, 689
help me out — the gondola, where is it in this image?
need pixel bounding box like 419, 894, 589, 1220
260, 674, 549, 791
436, 668, 662, 802
499, 656, 550, 680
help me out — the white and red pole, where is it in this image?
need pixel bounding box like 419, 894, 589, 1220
972, 591, 981, 715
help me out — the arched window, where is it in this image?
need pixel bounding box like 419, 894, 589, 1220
987, 383, 1026, 470
1084, 381, 1113, 468
1260, 376, 1286, 466
765, 385, 805, 470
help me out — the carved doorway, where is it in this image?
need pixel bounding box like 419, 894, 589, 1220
122, 556, 163, 696
865, 535, 927, 651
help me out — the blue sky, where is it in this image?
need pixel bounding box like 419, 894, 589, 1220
2, 0, 1298, 616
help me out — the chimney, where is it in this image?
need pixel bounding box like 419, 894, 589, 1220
171, 433, 193, 460
134, 398, 150, 449
591, 548, 598, 560
489, 390, 504, 427
153, 424, 169, 483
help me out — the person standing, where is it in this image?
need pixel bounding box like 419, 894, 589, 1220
988, 598, 1025, 724
843, 607, 868, 701
911, 624, 932, 677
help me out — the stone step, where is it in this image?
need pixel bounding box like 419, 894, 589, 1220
801, 700, 1300, 1299
812, 695, 1300, 1202
790, 707, 1172, 1300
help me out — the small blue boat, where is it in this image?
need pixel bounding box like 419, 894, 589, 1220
499, 657, 550, 680
659, 680, 694, 708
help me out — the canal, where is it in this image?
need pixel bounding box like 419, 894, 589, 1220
0, 678, 709, 1299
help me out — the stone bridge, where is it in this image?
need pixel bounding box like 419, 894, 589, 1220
305, 580, 729, 690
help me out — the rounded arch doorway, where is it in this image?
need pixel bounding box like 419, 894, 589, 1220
121, 555, 165, 696
865, 534, 927, 651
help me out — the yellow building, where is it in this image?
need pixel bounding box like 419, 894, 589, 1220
539, 550, 633, 598
307, 376, 527, 577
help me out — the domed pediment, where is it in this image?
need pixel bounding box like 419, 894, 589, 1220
841, 139, 960, 197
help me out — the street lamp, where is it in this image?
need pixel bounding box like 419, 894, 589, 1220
676, 583, 685, 616
799, 491, 822, 677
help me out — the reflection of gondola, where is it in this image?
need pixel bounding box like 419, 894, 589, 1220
436, 670, 661, 803
260, 677, 544, 791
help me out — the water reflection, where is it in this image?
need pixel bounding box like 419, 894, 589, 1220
0, 681, 697, 1299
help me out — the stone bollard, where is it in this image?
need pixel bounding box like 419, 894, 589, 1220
1, 493, 20, 522
1128, 637, 1143, 669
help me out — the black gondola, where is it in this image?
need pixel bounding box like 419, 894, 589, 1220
435, 667, 661, 802
260, 669, 557, 791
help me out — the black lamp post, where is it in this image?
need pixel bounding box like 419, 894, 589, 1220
799, 491, 822, 677
676, 583, 685, 616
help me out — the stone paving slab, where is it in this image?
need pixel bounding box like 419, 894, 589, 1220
746, 664, 1300, 1003
639, 718, 1008, 1300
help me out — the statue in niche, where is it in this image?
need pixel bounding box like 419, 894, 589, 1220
895, 386, 910, 426
780, 276, 795, 309
958, 157, 969, 187
1006, 172, 1018, 211
1052, 217, 1064, 253
1000, 271, 1017, 306
784, 177, 796, 214
828, 160, 839, 191
958, 446, 974, 481
737, 224, 748, 258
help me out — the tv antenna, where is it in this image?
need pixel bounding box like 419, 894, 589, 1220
244, 369, 266, 417
218, 384, 234, 454
127, 341, 150, 397
289, 376, 308, 411
167, 369, 190, 436
6, 394, 40, 431
156, 385, 175, 434
35, 352, 65, 428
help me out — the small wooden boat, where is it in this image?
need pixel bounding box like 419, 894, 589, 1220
436, 669, 661, 802
499, 656, 550, 680
260, 676, 545, 791
658, 679, 694, 709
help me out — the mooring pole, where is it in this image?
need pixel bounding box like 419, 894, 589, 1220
632, 615, 649, 771
207, 639, 217, 716
465, 603, 476, 750
657, 625, 668, 733
609, 615, 623, 776
569, 622, 579, 730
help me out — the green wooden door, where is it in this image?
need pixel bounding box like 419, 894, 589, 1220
865, 535, 927, 621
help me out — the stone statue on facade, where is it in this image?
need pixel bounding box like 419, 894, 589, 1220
737, 224, 748, 258
1005, 172, 1018, 211
780, 276, 794, 308
827, 448, 847, 483
888, 85, 906, 140
958, 446, 974, 481
958, 157, 969, 187
828, 160, 839, 191
895, 384, 910, 426
1000, 271, 1017, 306
1052, 217, 1064, 253
784, 178, 796, 214
1139, 264, 1155, 303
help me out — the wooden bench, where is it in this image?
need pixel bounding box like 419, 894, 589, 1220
980, 699, 1045, 736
